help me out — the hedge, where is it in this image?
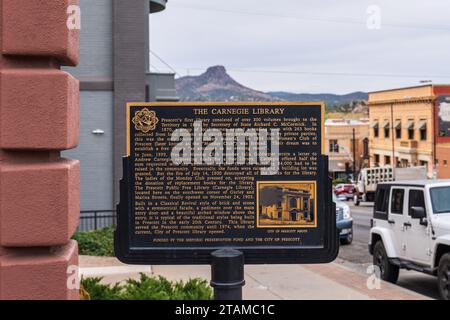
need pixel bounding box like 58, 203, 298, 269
72, 227, 114, 256
81, 274, 212, 300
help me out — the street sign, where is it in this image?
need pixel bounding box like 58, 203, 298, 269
115, 102, 338, 264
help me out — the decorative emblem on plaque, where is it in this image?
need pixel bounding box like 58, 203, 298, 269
132, 108, 159, 133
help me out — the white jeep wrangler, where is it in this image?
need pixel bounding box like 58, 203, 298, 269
368, 180, 450, 300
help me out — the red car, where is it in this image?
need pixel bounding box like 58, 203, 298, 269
334, 184, 355, 200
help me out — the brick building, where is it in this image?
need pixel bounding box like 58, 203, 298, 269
368, 84, 450, 178
64, 0, 178, 217
325, 119, 370, 179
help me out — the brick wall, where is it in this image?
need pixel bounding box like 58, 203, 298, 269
436, 144, 450, 179
0, 0, 80, 300
369, 99, 434, 176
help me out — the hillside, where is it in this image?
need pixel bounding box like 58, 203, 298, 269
175, 66, 279, 102
175, 66, 368, 111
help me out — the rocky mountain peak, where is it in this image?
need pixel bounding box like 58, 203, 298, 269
200, 65, 236, 86
175, 65, 279, 102
205, 65, 227, 77
175, 66, 368, 107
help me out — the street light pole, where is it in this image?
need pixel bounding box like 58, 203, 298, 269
391, 103, 396, 171
353, 128, 356, 180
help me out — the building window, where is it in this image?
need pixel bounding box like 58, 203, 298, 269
407, 119, 414, 140
418, 120, 427, 141
420, 160, 428, 170
420, 129, 426, 140
400, 159, 409, 167
374, 154, 380, 166
363, 138, 369, 159
444, 160, 448, 167
383, 121, 390, 139
329, 139, 339, 153
395, 120, 401, 139
372, 121, 379, 138
385, 155, 391, 166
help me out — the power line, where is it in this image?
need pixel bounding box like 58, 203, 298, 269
171, 4, 450, 32
180, 67, 450, 80
149, 63, 161, 73
150, 50, 181, 77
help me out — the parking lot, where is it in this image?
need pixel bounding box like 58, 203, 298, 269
337, 201, 441, 299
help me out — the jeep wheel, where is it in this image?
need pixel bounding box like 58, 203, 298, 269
353, 195, 360, 206
373, 241, 399, 283
438, 253, 450, 300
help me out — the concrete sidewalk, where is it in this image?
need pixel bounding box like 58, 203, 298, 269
79, 256, 430, 300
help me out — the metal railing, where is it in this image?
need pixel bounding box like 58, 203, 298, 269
78, 210, 117, 232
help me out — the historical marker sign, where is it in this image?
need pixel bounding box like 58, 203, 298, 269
115, 102, 337, 264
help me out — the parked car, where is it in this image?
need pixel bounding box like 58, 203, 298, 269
334, 184, 355, 200
334, 193, 353, 245
368, 180, 450, 300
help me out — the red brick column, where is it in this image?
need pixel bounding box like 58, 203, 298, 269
0, 0, 80, 300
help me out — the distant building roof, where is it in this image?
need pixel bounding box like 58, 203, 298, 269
368, 84, 450, 95
325, 119, 369, 126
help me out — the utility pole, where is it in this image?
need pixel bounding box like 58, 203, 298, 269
391, 103, 395, 168
352, 128, 356, 181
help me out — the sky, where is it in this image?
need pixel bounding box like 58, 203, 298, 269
150, 0, 450, 94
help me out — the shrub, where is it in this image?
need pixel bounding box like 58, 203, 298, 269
81, 277, 122, 300
81, 274, 213, 300
72, 227, 114, 256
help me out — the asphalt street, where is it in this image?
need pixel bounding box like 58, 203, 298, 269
337, 201, 441, 300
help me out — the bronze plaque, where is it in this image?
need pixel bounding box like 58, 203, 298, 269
115, 102, 337, 264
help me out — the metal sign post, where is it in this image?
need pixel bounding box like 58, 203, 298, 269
210, 249, 245, 300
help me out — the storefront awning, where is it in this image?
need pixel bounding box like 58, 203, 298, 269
394, 120, 401, 129
415, 119, 427, 130
383, 120, 390, 129
370, 121, 379, 129
404, 120, 414, 129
